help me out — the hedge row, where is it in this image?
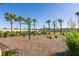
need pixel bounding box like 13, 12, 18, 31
0, 30, 46, 38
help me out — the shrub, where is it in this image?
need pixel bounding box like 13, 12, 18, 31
31, 31, 34, 35
41, 31, 47, 35
62, 32, 65, 35
26, 31, 34, 35
21, 31, 27, 37
55, 35, 57, 38
3, 31, 10, 38
31, 31, 37, 36
0, 31, 3, 38
36, 32, 41, 35
15, 31, 20, 36
10, 31, 16, 36
2, 49, 16, 56
65, 31, 79, 56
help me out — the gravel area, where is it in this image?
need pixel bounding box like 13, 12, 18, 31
0, 35, 67, 56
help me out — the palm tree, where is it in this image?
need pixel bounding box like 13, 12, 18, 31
67, 18, 76, 31
58, 19, 63, 35
53, 20, 56, 35
46, 20, 51, 34
42, 25, 46, 35
75, 11, 79, 28
15, 16, 24, 35
5, 13, 16, 35
33, 19, 37, 35
24, 18, 32, 40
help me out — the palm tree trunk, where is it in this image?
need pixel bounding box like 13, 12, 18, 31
11, 21, 13, 35
48, 23, 50, 34
54, 23, 55, 35
28, 25, 31, 40
34, 23, 35, 35
19, 21, 21, 35
60, 22, 62, 35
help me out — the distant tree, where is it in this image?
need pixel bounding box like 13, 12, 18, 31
58, 19, 63, 35
15, 16, 24, 35
3, 27, 7, 29
46, 20, 51, 34
14, 28, 18, 30
53, 20, 56, 35
67, 18, 76, 30
5, 13, 16, 35
75, 11, 79, 28
33, 19, 37, 36
42, 25, 46, 35
24, 18, 32, 40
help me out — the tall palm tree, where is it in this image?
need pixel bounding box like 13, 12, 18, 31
24, 18, 32, 40
5, 13, 16, 35
15, 16, 24, 35
53, 20, 56, 35
58, 19, 63, 35
67, 18, 76, 31
46, 20, 51, 34
33, 19, 37, 35
42, 25, 46, 35
75, 11, 79, 28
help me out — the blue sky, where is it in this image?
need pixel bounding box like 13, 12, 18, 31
0, 3, 79, 29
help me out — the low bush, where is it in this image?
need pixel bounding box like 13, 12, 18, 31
10, 31, 16, 36
15, 31, 20, 36
31, 31, 38, 36
2, 49, 16, 56
41, 31, 47, 35
3, 31, 10, 38
36, 32, 42, 35
21, 31, 27, 37
62, 32, 64, 35
55, 35, 57, 38
31, 31, 34, 35
0, 31, 3, 38
65, 31, 79, 56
